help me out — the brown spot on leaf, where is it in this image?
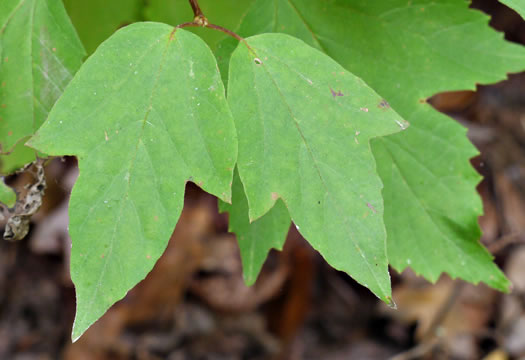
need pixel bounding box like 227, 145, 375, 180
101, 254, 105, 259
8, 131, 12, 136
1, 82, 5, 87
330, 87, 344, 98
378, 99, 390, 109
4, 57, 8, 62
52, 47, 56, 52
146, 255, 151, 259
1, 104, 6, 108
154, 215, 159, 222
419, 98, 427, 104
271, 192, 279, 200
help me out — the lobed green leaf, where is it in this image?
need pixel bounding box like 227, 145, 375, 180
28, 23, 237, 340
228, 33, 408, 302
221, 0, 525, 291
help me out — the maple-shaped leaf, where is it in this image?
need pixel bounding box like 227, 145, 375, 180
220, 0, 525, 290
28, 23, 237, 341
0, 0, 85, 173
228, 33, 408, 303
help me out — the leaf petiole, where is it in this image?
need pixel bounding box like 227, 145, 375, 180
177, 0, 250, 50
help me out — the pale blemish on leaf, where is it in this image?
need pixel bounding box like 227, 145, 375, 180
367, 202, 377, 214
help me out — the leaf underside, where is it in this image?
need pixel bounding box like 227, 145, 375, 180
29, 23, 237, 341
219, 0, 525, 290
0, 0, 85, 173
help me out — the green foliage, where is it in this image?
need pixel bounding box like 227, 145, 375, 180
29, 23, 237, 340
227, 33, 407, 302
219, 0, 525, 290
0, 0, 85, 173
0, 0, 522, 341
0, 179, 15, 207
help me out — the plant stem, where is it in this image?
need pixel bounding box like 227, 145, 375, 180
176, 22, 248, 47
189, 0, 204, 18
175, 0, 251, 51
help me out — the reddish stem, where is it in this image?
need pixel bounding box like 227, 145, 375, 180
189, 0, 204, 18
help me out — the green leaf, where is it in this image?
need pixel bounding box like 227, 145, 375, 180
224, 0, 525, 290
144, 0, 252, 51
228, 33, 408, 303
372, 106, 505, 288
219, 169, 289, 285
28, 23, 237, 341
0, 0, 85, 172
63, 0, 144, 55
0, 178, 15, 207
500, 0, 525, 19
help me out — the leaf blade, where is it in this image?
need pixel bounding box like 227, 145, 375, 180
228, 33, 408, 302
28, 23, 237, 340
223, 0, 524, 290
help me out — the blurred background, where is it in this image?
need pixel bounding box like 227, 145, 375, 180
2, 1, 525, 359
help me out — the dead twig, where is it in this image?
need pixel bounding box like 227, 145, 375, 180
3, 158, 47, 241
